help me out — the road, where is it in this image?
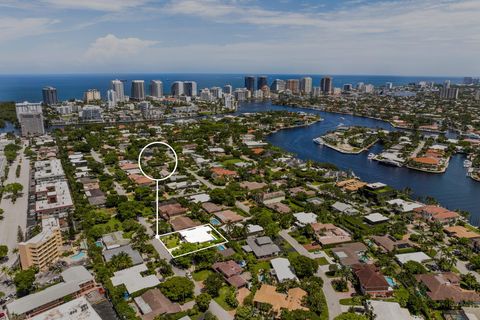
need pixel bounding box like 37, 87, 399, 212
186, 168, 224, 190
0, 144, 30, 271
279, 229, 342, 320
90, 149, 127, 195
456, 259, 480, 282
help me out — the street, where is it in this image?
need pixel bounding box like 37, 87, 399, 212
0, 144, 30, 271
279, 229, 343, 320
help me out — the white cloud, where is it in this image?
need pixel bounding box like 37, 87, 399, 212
84, 34, 158, 61
0, 17, 59, 41
41, 0, 149, 12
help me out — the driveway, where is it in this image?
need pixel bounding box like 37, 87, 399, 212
279, 229, 342, 320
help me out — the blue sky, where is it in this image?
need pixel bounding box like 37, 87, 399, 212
1, 0, 479, 76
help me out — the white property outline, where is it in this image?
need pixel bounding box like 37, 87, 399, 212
137, 141, 178, 239
157, 224, 228, 258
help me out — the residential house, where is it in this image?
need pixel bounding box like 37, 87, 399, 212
352, 264, 392, 297
416, 273, 480, 303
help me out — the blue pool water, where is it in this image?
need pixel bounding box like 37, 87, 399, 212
71, 251, 86, 261
217, 245, 226, 251
385, 276, 396, 287
210, 218, 221, 226
95, 241, 104, 248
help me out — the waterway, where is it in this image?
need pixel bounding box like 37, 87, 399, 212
238, 101, 480, 224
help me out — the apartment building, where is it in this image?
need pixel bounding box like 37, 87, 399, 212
18, 218, 62, 270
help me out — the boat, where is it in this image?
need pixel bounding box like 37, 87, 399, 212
313, 137, 324, 145
464, 160, 472, 168
368, 153, 376, 160
375, 158, 403, 167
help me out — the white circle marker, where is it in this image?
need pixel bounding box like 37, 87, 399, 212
138, 141, 178, 239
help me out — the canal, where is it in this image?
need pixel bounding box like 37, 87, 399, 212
238, 101, 480, 224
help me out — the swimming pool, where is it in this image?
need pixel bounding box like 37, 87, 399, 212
217, 244, 226, 251
71, 251, 86, 261
95, 241, 104, 248
210, 218, 221, 226
384, 276, 396, 287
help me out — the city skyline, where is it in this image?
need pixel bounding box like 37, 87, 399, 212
0, 0, 479, 76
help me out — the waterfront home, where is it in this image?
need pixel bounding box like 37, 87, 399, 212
387, 199, 424, 213
352, 264, 392, 297
336, 179, 367, 192
444, 226, 480, 239
253, 285, 307, 317
311, 223, 352, 246
362, 182, 396, 202
415, 273, 480, 303
414, 205, 459, 224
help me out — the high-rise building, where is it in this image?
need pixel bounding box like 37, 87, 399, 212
320, 76, 333, 94
245, 76, 255, 93
444, 80, 451, 89
18, 218, 62, 270
83, 89, 101, 103
285, 79, 300, 94
150, 80, 163, 98
200, 88, 212, 101
42, 86, 58, 105
16, 101, 45, 136
270, 79, 286, 92
131, 80, 145, 101
111, 79, 125, 102
343, 84, 353, 92
107, 89, 117, 108
300, 77, 313, 95
210, 87, 223, 98
224, 94, 236, 110
171, 81, 184, 96
223, 84, 233, 95
234, 88, 249, 101
257, 76, 268, 90
184, 81, 198, 97
364, 84, 374, 93
439, 87, 459, 100
80, 105, 102, 121
464, 77, 474, 85
385, 82, 393, 90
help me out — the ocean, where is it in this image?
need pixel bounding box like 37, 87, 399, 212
0, 73, 463, 102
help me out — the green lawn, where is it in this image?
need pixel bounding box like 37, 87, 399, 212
161, 234, 181, 249
214, 287, 234, 311
192, 270, 213, 282
316, 257, 329, 265
222, 158, 242, 166
250, 260, 271, 275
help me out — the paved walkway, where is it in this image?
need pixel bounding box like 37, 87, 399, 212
279, 229, 341, 319
0, 144, 30, 270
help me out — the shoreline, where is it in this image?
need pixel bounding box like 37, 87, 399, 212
274, 102, 451, 135
317, 138, 379, 155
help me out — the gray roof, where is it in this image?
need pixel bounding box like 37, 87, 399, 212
103, 244, 143, 265
270, 258, 297, 282
245, 236, 280, 258
7, 266, 93, 316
